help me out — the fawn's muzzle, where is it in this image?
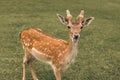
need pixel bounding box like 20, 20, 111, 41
72, 34, 80, 43
74, 34, 79, 39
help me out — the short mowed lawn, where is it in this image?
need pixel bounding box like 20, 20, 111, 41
0, 0, 120, 80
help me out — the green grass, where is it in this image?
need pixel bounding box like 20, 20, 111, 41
0, 0, 120, 80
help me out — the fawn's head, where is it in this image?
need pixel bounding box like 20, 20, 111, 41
57, 10, 94, 44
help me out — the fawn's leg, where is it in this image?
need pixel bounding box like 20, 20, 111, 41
52, 65, 61, 80
28, 60, 38, 80
23, 57, 26, 80
22, 47, 38, 80
23, 48, 31, 80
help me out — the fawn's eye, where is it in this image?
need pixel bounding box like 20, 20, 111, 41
67, 26, 71, 29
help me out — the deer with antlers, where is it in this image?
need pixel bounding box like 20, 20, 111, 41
20, 10, 94, 80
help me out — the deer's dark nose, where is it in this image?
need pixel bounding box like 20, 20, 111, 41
74, 34, 79, 39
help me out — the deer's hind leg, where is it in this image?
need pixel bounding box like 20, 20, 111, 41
22, 48, 38, 80
28, 58, 38, 80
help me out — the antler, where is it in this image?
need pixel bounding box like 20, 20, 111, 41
66, 10, 72, 23
77, 10, 84, 22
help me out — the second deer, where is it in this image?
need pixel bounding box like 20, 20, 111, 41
20, 10, 94, 80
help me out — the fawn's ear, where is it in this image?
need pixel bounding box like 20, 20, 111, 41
57, 14, 68, 25
82, 17, 94, 27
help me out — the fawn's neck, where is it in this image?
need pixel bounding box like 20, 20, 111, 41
65, 39, 79, 64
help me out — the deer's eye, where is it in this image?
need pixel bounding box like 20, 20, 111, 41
67, 26, 71, 29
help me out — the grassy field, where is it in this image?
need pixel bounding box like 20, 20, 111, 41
0, 0, 120, 80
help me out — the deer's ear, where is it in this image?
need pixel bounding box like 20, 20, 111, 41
82, 17, 94, 27
57, 14, 68, 25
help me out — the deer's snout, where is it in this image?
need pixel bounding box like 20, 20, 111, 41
73, 34, 80, 39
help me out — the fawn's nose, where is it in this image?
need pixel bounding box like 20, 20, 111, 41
73, 34, 79, 39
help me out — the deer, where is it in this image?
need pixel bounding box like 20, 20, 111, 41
20, 10, 94, 80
